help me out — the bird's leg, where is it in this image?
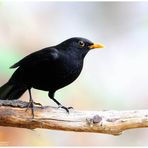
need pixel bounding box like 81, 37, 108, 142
48, 92, 73, 113
26, 89, 34, 118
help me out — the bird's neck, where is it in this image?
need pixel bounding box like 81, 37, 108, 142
67, 48, 88, 60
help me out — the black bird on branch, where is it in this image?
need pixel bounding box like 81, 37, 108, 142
0, 37, 104, 118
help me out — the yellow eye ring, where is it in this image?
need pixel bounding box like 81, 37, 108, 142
78, 41, 85, 48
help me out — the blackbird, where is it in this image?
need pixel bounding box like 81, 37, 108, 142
0, 37, 104, 117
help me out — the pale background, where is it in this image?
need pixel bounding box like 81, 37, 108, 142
0, 1, 148, 146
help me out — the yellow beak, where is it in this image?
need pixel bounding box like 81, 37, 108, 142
89, 43, 105, 49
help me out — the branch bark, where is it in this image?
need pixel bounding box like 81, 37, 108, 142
0, 100, 148, 135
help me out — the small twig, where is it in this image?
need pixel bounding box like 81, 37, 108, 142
0, 100, 148, 135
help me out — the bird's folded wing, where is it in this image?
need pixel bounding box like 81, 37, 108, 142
10, 47, 59, 69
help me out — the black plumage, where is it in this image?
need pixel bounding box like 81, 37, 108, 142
0, 37, 104, 117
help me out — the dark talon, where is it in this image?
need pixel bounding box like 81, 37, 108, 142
26, 101, 43, 111
58, 105, 73, 113
33, 102, 43, 108
67, 106, 73, 109
62, 106, 69, 113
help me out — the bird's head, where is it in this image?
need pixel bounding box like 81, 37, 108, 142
56, 37, 104, 58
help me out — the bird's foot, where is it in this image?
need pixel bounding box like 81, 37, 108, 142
25, 101, 34, 118
58, 105, 73, 113
25, 101, 33, 112
26, 101, 43, 110
26, 102, 43, 110
25, 101, 43, 118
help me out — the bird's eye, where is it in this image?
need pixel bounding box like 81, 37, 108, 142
78, 41, 85, 48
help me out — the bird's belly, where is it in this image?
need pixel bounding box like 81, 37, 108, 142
29, 66, 82, 91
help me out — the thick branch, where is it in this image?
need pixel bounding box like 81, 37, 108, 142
0, 100, 148, 135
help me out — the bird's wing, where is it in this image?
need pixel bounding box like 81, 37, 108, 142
10, 47, 59, 69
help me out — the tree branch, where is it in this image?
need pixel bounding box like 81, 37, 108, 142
0, 100, 148, 135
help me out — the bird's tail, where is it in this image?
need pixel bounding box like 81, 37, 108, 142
0, 82, 27, 100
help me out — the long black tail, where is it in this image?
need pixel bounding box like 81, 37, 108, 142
0, 82, 27, 100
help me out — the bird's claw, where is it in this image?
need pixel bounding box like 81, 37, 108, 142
33, 102, 43, 108
25, 101, 43, 112
58, 105, 73, 113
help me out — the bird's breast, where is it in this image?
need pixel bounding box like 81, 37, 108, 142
53, 59, 83, 86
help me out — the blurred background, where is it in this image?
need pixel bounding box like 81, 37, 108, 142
0, 1, 148, 146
